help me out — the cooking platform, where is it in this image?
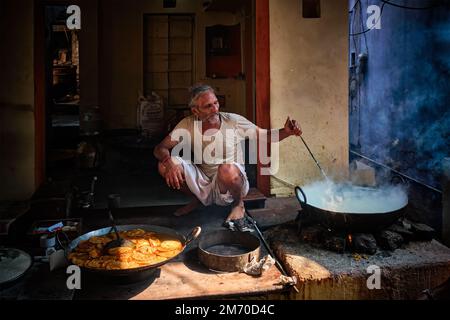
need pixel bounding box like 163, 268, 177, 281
265, 222, 450, 300
1, 203, 287, 300
69, 204, 288, 300
75, 256, 284, 300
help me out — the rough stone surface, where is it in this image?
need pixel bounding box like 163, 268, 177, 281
264, 223, 450, 300
410, 222, 436, 241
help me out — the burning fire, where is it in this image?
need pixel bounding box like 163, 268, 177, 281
347, 234, 353, 246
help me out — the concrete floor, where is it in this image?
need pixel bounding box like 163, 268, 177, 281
47, 153, 191, 209
89, 172, 191, 209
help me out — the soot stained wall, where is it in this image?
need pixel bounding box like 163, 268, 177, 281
349, 0, 450, 190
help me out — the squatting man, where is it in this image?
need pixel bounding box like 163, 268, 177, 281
154, 84, 302, 230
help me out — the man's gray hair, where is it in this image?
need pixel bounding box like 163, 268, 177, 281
188, 84, 215, 108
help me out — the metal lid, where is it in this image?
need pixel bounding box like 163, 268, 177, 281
0, 248, 33, 286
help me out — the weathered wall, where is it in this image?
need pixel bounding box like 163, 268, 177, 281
99, 0, 248, 129
269, 0, 349, 196
0, 0, 35, 201
349, 0, 450, 191
349, 0, 450, 231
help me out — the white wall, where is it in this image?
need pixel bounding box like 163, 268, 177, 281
269, 0, 349, 196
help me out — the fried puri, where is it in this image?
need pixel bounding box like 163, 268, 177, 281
69, 229, 183, 270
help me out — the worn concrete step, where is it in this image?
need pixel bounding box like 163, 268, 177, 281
247, 206, 298, 229
243, 188, 267, 209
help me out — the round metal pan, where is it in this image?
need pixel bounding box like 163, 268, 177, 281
0, 247, 33, 289
295, 186, 407, 233
67, 224, 201, 279
198, 230, 260, 272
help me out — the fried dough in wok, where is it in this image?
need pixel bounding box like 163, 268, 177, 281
69, 229, 183, 270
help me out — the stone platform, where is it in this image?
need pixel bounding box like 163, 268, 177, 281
265, 223, 450, 300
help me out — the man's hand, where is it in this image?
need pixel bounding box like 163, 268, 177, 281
284, 117, 302, 137
164, 159, 185, 190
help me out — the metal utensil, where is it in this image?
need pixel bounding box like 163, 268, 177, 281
88, 176, 97, 205
288, 119, 329, 181
245, 212, 299, 293
300, 136, 329, 181
103, 194, 132, 252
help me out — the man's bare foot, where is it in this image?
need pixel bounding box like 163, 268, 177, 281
173, 198, 200, 217
226, 202, 245, 221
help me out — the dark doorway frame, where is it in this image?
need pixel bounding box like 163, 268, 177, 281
34, 0, 46, 188
34, 0, 83, 188
255, 0, 270, 196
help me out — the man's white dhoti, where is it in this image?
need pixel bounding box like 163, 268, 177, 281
173, 156, 249, 207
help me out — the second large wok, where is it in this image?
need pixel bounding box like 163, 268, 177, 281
295, 182, 408, 233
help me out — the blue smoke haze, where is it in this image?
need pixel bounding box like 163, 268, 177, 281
349, 0, 450, 189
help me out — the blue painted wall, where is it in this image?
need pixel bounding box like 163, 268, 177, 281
349, 0, 450, 190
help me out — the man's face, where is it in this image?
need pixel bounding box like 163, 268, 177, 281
191, 91, 220, 123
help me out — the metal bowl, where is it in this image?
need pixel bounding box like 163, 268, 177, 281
198, 230, 260, 272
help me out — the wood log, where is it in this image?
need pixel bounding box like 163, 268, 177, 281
376, 230, 404, 251
387, 223, 414, 243
323, 235, 346, 253
353, 233, 378, 255
299, 225, 324, 243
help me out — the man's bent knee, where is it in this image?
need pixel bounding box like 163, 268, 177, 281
218, 164, 240, 178
217, 164, 242, 185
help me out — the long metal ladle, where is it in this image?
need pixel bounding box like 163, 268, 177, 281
288, 119, 329, 181
299, 136, 330, 182
104, 194, 133, 252
288, 120, 347, 203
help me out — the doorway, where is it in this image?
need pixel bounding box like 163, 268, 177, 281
143, 14, 194, 132
44, 5, 81, 178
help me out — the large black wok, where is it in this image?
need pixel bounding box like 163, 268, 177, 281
295, 184, 408, 233
66, 224, 201, 282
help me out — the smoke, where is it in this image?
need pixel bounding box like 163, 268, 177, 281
350, 2, 450, 189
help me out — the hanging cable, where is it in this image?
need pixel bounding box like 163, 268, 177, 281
349, 0, 361, 13
380, 0, 446, 10
350, 0, 448, 36
350, 1, 386, 36
351, 4, 359, 52
360, 0, 369, 53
